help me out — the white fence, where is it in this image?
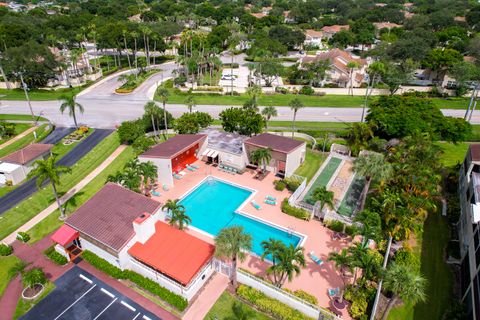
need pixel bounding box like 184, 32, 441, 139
288, 174, 307, 206
237, 269, 341, 320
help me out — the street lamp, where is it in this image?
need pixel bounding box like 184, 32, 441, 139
14, 71, 37, 126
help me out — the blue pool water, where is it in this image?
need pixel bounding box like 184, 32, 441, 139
179, 178, 302, 257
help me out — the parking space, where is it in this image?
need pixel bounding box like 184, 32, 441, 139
20, 267, 160, 320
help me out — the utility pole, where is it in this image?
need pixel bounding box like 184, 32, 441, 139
18, 72, 37, 125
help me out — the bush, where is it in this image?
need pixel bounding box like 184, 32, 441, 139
394, 247, 420, 271
281, 198, 310, 220
285, 289, 318, 305
82, 251, 188, 311
193, 86, 223, 92
117, 120, 145, 145
174, 75, 187, 86
17, 232, 30, 243
274, 180, 286, 191
237, 285, 315, 320
43, 246, 68, 265
345, 225, 357, 236
299, 86, 315, 95
0, 243, 13, 256
343, 285, 374, 319
275, 86, 289, 94
326, 220, 344, 233
23, 268, 47, 287
284, 178, 301, 192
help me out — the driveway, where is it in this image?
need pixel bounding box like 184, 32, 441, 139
0, 129, 113, 214
20, 267, 161, 320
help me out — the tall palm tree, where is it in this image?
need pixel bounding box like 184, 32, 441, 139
249, 148, 272, 173
310, 186, 335, 211
246, 85, 262, 109
328, 248, 352, 286
156, 87, 170, 137
144, 101, 160, 138
138, 161, 157, 194
347, 61, 360, 96
382, 263, 427, 320
261, 106, 277, 130
354, 210, 382, 247
346, 122, 373, 156
170, 206, 191, 230
214, 226, 252, 288
28, 156, 71, 220
59, 95, 84, 128
261, 238, 284, 284
289, 98, 305, 139
161, 199, 183, 213
353, 151, 393, 211
270, 244, 306, 287
131, 31, 139, 78
184, 94, 196, 113
362, 61, 385, 122
122, 29, 132, 70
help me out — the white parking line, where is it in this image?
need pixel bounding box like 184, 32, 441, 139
142, 316, 152, 320
132, 313, 141, 320
79, 274, 93, 284
54, 284, 97, 320
93, 298, 118, 320
100, 288, 115, 298
120, 300, 136, 312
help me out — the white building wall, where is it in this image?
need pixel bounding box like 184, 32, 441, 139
80, 237, 123, 269
138, 157, 173, 188
217, 150, 246, 170
54, 244, 71, 261
2, 165, 26, 185
285, 144, 307, 177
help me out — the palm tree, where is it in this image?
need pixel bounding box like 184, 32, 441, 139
310, 186, 334, 211
170, 206, 191, 230
226, 301, 255, 320
246, 85, 262, 109
162, 199, 184, 215
122, 29, 132, 70
144, 101, 160, 139
59, 95, 84, 128
249, 148, 272, 173
261, 106, 277, 130
346, 122, 373, 155
354, 210, 382, 247
270, 244, 306, 287
156, 87, 170, 137
214, 226, 252, 288
138, 161, 158, 195
28, 156, 72, 220
328, 248, 352, 286
185, 94, 196, 113
347, 61, 360, 96
381, 263, 427, 320
353, 151, 392, 211
362, 61, 385, 122
261, 238, 284, 284
289, 98, 305, 139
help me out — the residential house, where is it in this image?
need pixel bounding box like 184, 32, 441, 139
51, 183, 216, 301
0, 143, 53, 185
301, 48, 368, 88
304, 29, 324, 49
321, 25, 350, 40
458, 144, 480, 319
373, 22, 402, 31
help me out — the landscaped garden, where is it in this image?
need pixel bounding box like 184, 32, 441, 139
0, 124, 51, 158
0, 123, 32, 145
206, 291, 272, 320
115, 69, 160, 94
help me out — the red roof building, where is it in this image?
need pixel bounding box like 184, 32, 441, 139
1, 143, 53, 165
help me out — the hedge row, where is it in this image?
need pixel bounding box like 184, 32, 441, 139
43, 246, 68, 265
237, 284, 315, 320
82, 250, 188, 311
281, 198, 310, 220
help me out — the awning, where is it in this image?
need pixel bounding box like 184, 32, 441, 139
50, 224, 79, 247
210, 150, 219, 158
202, 148, 212, 156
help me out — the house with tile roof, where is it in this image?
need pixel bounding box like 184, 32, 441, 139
304, 29, 324, 48
51, 183, 216, 300
301, 49, 369, 88
321, 25, 350, 40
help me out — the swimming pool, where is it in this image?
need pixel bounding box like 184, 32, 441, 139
179, 177, 302, 258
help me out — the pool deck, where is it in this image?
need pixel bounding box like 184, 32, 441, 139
152, 160, 350, 317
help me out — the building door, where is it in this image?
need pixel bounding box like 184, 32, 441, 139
277, 161, 286, 175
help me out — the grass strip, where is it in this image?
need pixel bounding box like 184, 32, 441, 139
0, 114, 48, 122
0, 255, 21, 296
0, 124, 51, 158
13, 282, 55, 319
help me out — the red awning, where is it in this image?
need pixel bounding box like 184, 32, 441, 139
50, 224, 79, 246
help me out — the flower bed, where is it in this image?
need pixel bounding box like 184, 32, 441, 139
115, 69, 159, 94
63, 126, 89, 145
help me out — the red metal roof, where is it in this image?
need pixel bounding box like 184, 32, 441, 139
1, 143, 53, 165
140, 135, 206, 159
128, 222, 215, 286
51, 224, 79, 246
245, 133, 305, 153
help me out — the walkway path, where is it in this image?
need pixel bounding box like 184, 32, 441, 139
183, 273, 229, 320
1, 145, 127, 244
0, 276, 23, 320
0, 125, 37, 149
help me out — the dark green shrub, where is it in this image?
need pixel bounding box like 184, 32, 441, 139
299, 86, 315, 95
0, 243, 13, 256
281, 198, 310, 220
394, 247, 420, 271
345, 224, 358, 236
17, 232, 30, 243
284, 178, 300, 192
44, 246, 68, 265
327, 220, 345, 233
117, 120, 145, 145
274, 180, 286, 191
283, 288, 318, 305
174, 75, 186, 86
275, 87, 289, 94
82, 251, 188, 311
343, 285, 370, 319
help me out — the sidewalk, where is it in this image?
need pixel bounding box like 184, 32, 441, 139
0, 125, 37, 149
1, 145, 127, 245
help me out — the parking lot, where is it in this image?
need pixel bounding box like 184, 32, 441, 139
21, 267, 160, 320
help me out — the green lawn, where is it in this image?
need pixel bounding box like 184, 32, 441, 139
304, 156, 342, 200
436, 142, 470, 168
0, 124, 51, 158
0, 123, 32, 145
294, 149, 326, 182
0, 87, 86, 101
13, 281, 55, 319
0, 255, 21, 297
0, 114, 48, 122
28, 145, 135, 243
205, 292, 272, 320
0, 132, 120, 241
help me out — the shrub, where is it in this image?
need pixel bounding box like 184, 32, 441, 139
345, 224, 357, 236
283, 289, 318, 305
0, 243, 13, 256
299, 86, 315, 95
117, 119, 145, 145
193, 86, 223, 92
23, 268, 47, 287
275, 87, 289, 94
284, 178, 300, 192
237, 285, 314, 320
281, 198, 310, 220
274, 180, 286, 191
343, 285, 372, 319
115, 88, 133, 94
43, 246, 68, 265
174, 75, 187, 86
394, 247, 420, 271
326, 220, 344, 233
17, 232, 30, 243
82, 251, 188, 311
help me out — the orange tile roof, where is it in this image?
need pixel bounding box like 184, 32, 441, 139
373, 22, 402, 29
321, 25, 350, 33
128, 222, 215, 286
305, 29, 323, 38
251, 12, 267, 18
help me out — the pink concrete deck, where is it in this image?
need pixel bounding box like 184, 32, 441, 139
152, 160, 350, 314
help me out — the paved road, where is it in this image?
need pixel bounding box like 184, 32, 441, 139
1, 61, 479, 127
0, 129, 113, 214
42, 127, 75, 144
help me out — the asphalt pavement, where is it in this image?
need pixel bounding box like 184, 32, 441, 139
0, 128, 113, 214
